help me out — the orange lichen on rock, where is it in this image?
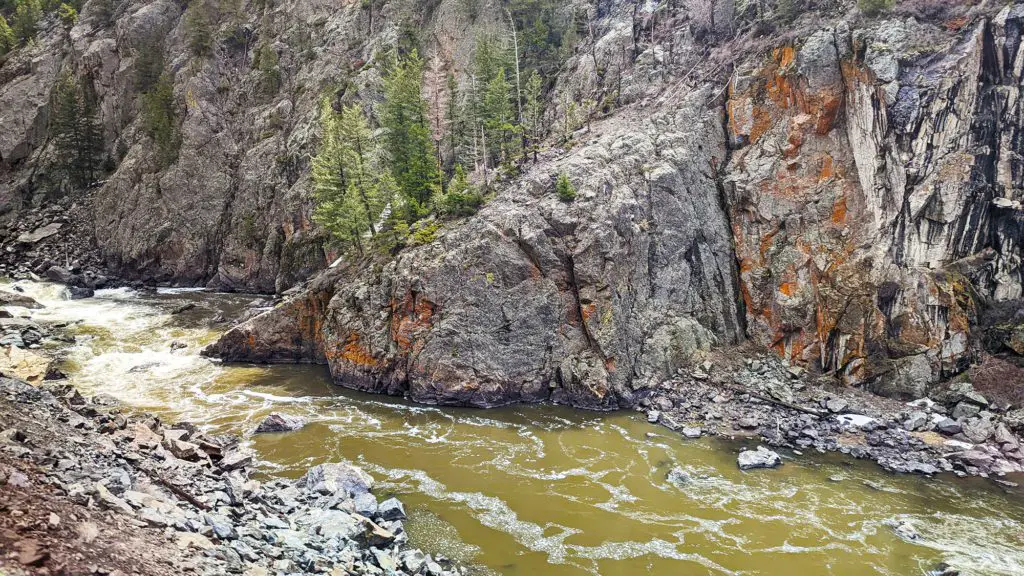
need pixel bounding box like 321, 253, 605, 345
831, 195, 847, 224
581, 303, 597, 322
335, 333, 378, 367
779, 281, 799, 297
391, 292, 436, 353
819, 155, 835, 181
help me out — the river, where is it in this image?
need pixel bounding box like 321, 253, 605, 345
14, 281, 1024, 576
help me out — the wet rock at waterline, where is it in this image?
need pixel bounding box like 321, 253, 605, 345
0, 346, 56, 384
254, 413, 307, 434
737, 446, 783, 470
300, 462, 375, 498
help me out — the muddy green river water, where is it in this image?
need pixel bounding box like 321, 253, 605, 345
15, 281, 1024, 575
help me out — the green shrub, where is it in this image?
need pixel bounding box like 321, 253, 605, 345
438, 165, 484, 217
858, 0, 894, 17
555, 172, 576, 202
58, 3, 77, 26
0, 14, 16, 56
12, 0, 41, 43
409, 220, 441, 246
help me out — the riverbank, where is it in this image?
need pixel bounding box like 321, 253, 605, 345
3, 281, 1024, 575
0, 376, 460, 576
642, 348, 1024, 483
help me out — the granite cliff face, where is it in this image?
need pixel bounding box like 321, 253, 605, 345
3, 0, 1023, 407
726, 10, 1024, 397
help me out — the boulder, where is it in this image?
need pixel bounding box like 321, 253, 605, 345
16, 223, 62, 244
204, 514, 238, 540
220, 449, 253, 471
903, 411, 928, 432
826, 398, 849, 414
935, 419, 962, 435
254, 413, 307, 434
0, 347, 54, 384
0, 291, 43, 309
958, 449, 994, 468
299, 462, 374, 497
961, 418, 995, 444
44, 266, 74, 284
1005, 409, 1024, 434
737, 446, 783, 470
681, 426, 702, 439
69, 286, 94, 300
376, 497, 406, 521
952, 402, 981, 421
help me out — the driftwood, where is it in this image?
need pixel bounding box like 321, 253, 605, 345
134, 463, 210, 511
723, 381, 826, 417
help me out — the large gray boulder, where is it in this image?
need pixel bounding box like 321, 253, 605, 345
298, 462, 374, 498
737, 446, 783, 470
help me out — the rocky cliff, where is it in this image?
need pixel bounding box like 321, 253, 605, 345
726, 9, 1024, 397
3, 0, 1023, 408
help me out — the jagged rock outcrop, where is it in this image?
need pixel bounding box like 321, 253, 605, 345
210, 92, 744, 408
5, 0, 1023, 408
725, 9, 1024, 396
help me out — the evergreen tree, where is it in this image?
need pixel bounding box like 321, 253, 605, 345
508, 0, 568, 78
555, 172, 576, 201
141, 72, 179, 167
0, 14, 16, 57
58, 2, 77, 26
253, 38, 281, 95
185, 0, 214, 57
12, 0, 41, 43
522, 69, 543, 162
311, 98, 391, 251
481, 67, 515, 165
380, 50, 440, 221
438, 164, 482, 217
50, 73, 105, 191
134, 35, 164, 93
444, 72, 462, 167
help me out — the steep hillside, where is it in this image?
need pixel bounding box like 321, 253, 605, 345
2, 0, 1023, 407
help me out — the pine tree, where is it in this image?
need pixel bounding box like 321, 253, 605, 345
185, 0, 214, 57
444, 72, 462, 167
481, 67, 515, 165
311, 98, 391, 251
380, 51, 440, 221
508, 0, 568, 78
439, 164, 482, 217
555, 172, 576, 201
135, 35, 165, 93
522, 69, 543, 162
141, 72, 179, 167
253, 38, 281, 95
12, 0, 41, 43
0, 14, 16, 57
50, 73, 105, 191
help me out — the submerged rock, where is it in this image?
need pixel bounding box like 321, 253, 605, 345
254, 413, 307, 434
737, 446, 782, 470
